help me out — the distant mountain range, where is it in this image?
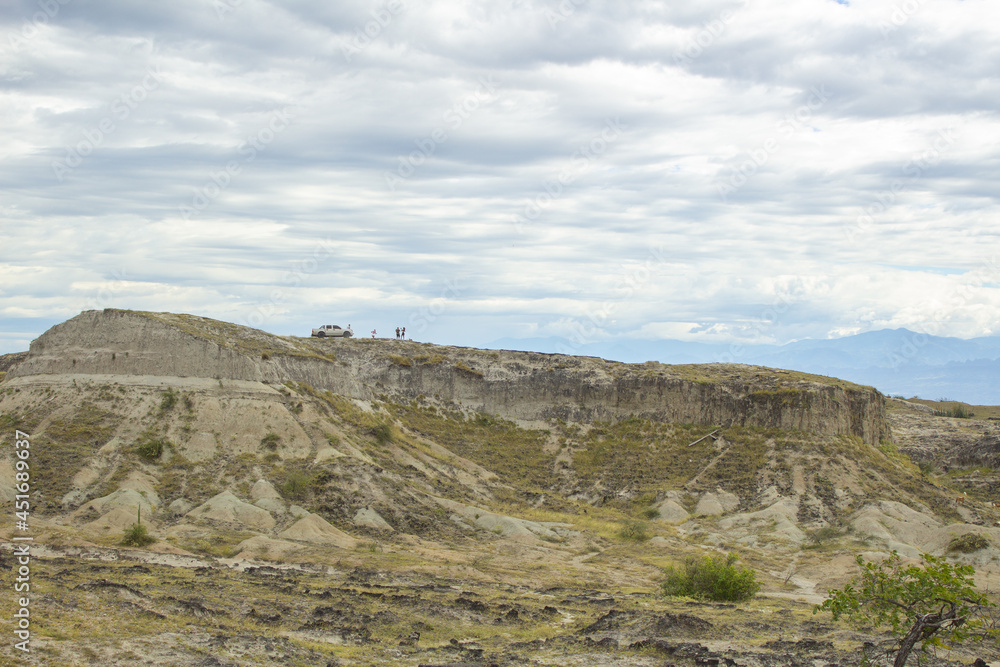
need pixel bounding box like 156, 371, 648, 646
486, 329, 1000, 405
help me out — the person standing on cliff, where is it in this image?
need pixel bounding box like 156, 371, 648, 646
401, 327, 406, 340
395, 327, 400, 340
371, 329, 376, 339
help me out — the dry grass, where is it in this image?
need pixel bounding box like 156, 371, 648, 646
902, 397, 1000, 420
388, 354, 412, 367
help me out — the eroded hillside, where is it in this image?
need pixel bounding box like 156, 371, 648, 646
13, 309, 891, 444
0, 310, 997, 666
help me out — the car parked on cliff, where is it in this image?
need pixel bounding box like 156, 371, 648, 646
311, 324, 352, 338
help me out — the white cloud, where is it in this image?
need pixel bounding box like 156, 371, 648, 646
0, 0, 998, 354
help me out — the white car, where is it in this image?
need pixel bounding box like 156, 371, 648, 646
311, 324, 353, 338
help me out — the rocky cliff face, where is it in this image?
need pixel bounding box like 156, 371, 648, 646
0, 351, 28, 372
11, 309, 891, 445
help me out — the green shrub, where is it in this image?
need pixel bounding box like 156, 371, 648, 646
261, 433, 281, 450
136, 437, 166, 461
633, 491, 657, 506
121, 507, 155, 547
371, 422, 394, 445
618, 520, 651, 542
160, 388, 177, 411
641, 507, 661, 520
934, 405, 974, 419
948, 533, 990, 553
281, 471, 310, 500
121, 522, 155, 547
661, 552, 759, 602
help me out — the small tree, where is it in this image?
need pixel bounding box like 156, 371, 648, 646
618, 520, 650, 542
815, 552, 997, 667
661, 552, 759, 602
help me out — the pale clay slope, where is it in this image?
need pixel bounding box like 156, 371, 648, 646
4, 372, 996, 572
67, 470, 995, 580
186, 491, 276, 532
20, 366, 588, 555
434, 496, 579, 542
278, 513, 358, 548
2, 313, 998, 610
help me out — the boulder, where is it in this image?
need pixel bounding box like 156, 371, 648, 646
694, 493, 724, 516
654, 499, 690, 524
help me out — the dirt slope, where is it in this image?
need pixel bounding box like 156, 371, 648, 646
1, 310, 997, 666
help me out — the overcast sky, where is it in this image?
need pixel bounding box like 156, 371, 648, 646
2, 0, 999, 356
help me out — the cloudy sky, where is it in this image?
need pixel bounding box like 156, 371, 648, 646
2, 0, 999, 356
